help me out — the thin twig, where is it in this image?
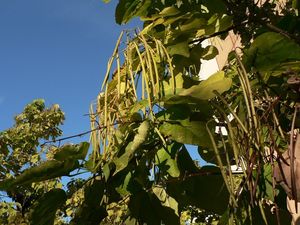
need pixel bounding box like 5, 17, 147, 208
290, 107, 298, 212
41, 122, 122, 146
188, 21, 248, 45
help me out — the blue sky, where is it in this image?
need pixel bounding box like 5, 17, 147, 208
0, 0, 202, 164
0, 0, 139, 137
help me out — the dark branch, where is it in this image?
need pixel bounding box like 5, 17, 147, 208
41, 121, 122, 146
188, 20, 248, 45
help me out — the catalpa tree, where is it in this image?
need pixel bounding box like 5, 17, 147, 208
0, 0, 299, 224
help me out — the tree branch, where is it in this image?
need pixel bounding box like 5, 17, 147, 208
41, 121, 122, 146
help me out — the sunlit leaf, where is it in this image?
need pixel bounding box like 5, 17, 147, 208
113, 120, 150, 174
155, 142, 181, 177
54, 142, 89, 161
179, 71, 232, 99
102, 163, 112, 181
129, 99, 149, 114
158, 73, 199, 97
243, 32, 300, 79
0, 160, 79, 190
160, 120, 211, 147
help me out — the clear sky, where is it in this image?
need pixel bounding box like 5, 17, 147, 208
0, 0, 139, 138
0, 0, 203, 165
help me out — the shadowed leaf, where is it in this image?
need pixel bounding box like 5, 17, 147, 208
70, 178, 107, 225
30, 189, 67, 225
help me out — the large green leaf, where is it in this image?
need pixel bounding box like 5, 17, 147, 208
156, 104, 190, 121
158, 73, 199, 97
177, 145, 200, 174
167, 166, 229, 214
198, 140, 235, 165
231, 190, 291, 225
202, 45, 219, 60
167, 41, 190, 57
115, 0, 151, 24
155, 142, 181, 177
159, 6, 181, 17
179, 17, 207, 33
171, 44, 203, 74
153, 186, 178, 215
128, 189, 161, 225
159, 72, 231, 104
160, 120, 211, 147
256, 164, 277, 202
171, 43, 218, 76
115, 171, 133, 196
156, 105, 213, 147
243, 32, 300, 79
113, 120, 150, 174
53, 142, 89, 161
0, 159, 79, 190
70, 178, 107, 225
179, 71, 232, 100
152, 186, 180, 225
201, 0, 227, 14
198, 14, 232, 37
30, 189, 67, 225
129, 99, 149, 114
128, 188, 180, 225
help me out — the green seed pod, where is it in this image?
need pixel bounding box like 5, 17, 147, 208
131, 120, 150, 151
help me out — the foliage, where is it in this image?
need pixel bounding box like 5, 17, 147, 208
1, 0, 300, 224
0, 99, 64, 176
0, 101, 88, 224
